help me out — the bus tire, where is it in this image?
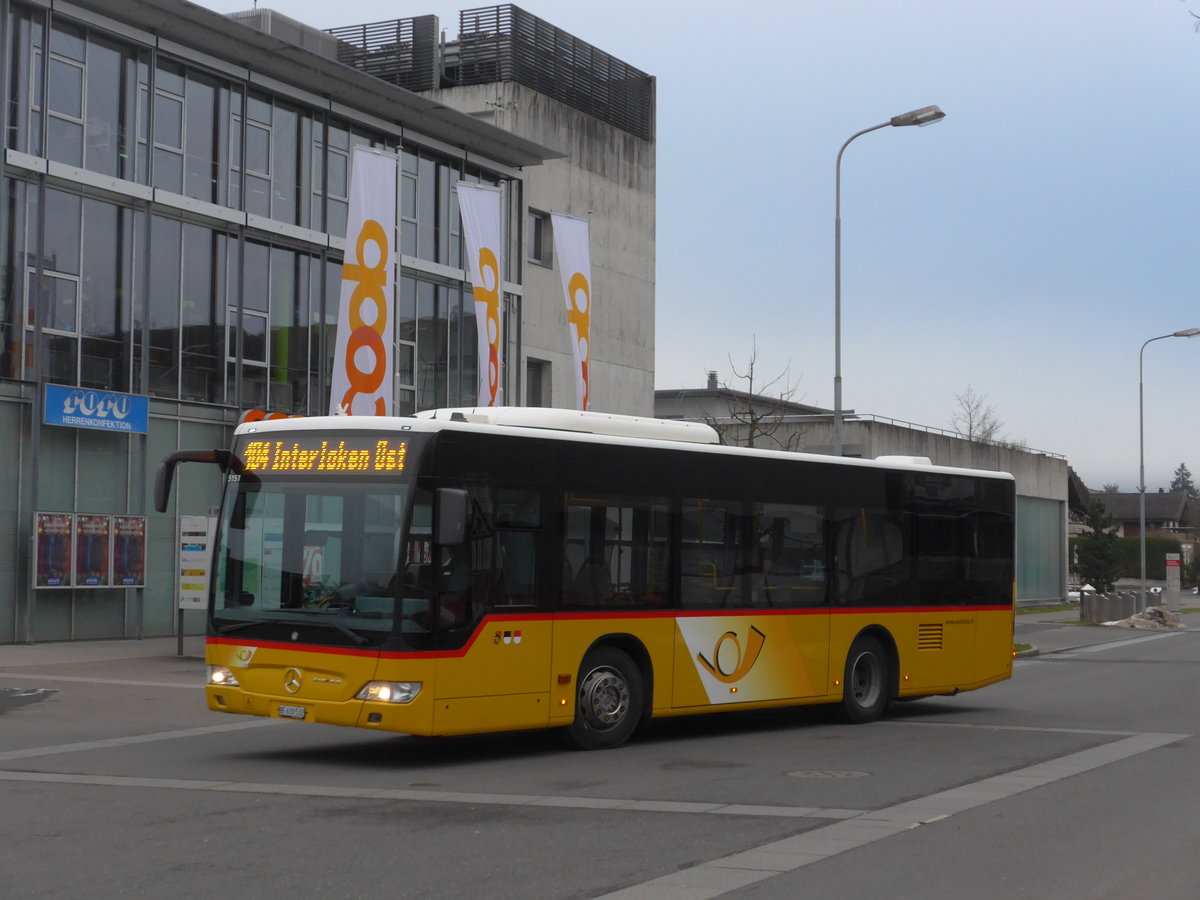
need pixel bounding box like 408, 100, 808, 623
567, 646, 643, 750
839, 634, 891, 724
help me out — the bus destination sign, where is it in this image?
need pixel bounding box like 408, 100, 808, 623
243, 438, 408, 473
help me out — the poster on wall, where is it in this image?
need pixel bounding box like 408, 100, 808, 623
34, 513, 73, 588
74, 515, 112, 586
112, 516, 146, 587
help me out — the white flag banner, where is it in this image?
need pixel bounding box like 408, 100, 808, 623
329, 148, 397, 415
457, 183, 503, 407
551, 213, 593, 411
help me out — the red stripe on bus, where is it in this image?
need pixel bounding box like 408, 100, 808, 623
208, 604, 1012, 660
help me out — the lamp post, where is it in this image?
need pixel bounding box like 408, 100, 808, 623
833, 105, 945, 456
1138, 327, 1200, 610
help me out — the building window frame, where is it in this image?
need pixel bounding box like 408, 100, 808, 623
527, 209, 552, 267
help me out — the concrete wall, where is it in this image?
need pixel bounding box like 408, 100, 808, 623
839, 419, 1068, 502
428, 82, 657, 415
662, 410, 1069, 503
1080, 593, 1139, 623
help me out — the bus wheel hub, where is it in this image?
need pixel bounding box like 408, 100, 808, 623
580, 667, 629, 728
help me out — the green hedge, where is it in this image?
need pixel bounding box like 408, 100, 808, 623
1069, 534, 1185, 581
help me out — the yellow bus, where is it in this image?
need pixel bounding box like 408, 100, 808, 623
156, 407, 1015, 750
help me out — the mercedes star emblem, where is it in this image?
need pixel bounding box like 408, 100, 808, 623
283, 668, 302, 693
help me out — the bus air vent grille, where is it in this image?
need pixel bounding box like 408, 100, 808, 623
917, 623, 944, 651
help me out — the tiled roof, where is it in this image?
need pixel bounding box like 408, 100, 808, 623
1093, 491, 1190, 523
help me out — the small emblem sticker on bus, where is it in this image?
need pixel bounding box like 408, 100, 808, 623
231, 646, 257, 668
494, 630, 523, 645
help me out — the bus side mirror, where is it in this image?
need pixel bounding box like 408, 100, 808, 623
435, 488, 469, 546
154, 449, 234, 512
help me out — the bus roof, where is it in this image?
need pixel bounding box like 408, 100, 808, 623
414, 406, 721, 444
233, 408, 1014, 482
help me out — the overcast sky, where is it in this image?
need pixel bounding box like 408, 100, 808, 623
195, 0, 1200, 492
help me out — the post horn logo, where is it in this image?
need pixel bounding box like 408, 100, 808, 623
696, 626, 766, 683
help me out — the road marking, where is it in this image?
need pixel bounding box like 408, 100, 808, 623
0, 766, 868, 820
0, 720, 279, 763
0, 672, 202, 689
1061, 632, 1184, 654
0, 718, 866, 819
592, 730, 1188, 899
885, 720, 1137, 737
0, 713, 1134, 764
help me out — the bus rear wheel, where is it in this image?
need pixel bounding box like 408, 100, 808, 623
840, 634, 891, 724
567, 647, 643, 750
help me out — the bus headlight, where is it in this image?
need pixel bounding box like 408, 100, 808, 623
208, 665, 239, 687
356, 681, 422, 704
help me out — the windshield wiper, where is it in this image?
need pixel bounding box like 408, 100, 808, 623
304, 620, 369, 646
217, 619, 269, 634
215, 613, 369, 645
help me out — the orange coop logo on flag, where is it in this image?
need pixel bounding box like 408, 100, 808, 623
456, 183, 504, 407
329, 149, 397, 416
551, 213, 593, 411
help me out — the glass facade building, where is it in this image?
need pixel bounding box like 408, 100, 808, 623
0, 0, 560, 642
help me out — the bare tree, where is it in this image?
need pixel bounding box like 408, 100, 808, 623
949, 385, 1003, 442
1181, 2, 1200, 30
704, 340, 804, 451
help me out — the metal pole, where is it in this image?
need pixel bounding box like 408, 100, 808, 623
833, 172, 841, 455
1139, 338, 1150, 613
833, 122, 887, 457
1137, 329, 1200, 610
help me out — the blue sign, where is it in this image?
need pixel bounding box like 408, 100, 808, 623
44, 385, 149, 434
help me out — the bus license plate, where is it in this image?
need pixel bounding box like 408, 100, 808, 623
278, 704, 307, 720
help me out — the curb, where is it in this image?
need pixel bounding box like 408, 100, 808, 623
1016, 625, 1195, 660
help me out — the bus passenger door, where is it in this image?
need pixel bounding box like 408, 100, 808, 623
429, 485, 553, 735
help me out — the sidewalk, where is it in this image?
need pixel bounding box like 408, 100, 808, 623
1016, 605, 1200, 656
0, 635, 205, 668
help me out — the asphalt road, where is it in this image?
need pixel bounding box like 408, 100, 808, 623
2, 615, 1198, 899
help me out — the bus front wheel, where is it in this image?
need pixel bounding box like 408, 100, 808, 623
567, 646, 643, 750
840, 634, 891, 724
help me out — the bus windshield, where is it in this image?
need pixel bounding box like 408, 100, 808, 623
211, 431, 430, 647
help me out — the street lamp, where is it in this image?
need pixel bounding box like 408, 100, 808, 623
1138, 327, 1200, 610
833, 105, 945, 456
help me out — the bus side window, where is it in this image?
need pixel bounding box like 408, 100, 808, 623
760, 503, 827, 607
680, 497, 746, 609
561, 494, 667, 609
563, 502, 614, 607
488, 487, 540, 607
834, 508, 909, 605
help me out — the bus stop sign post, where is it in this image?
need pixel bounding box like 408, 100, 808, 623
1165, 553, 1181, 614
178, 516, 215, 657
